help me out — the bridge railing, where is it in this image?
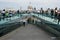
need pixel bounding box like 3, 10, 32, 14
27, 18, 60, 37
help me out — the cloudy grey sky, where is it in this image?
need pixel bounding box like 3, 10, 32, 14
0, 0, 60, 10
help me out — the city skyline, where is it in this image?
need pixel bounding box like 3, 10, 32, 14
0, 0, 60, 10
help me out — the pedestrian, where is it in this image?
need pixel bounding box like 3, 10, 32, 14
45, 9, 48, 16
47, 8, 51, 17
54, 7, 58, 18
54, 7, 58, 22
23, 22, 25, 27
57, 8, 60, 24
51, 9, 54, 18
40, 8, 44, 15
17, 10, 20, 16
9, 10, 12, 20
0, 11, 2, 21
5, 11, 9, 18
2, 9, 5, 20
27, 19, 29, 23
5, 11, 9, 20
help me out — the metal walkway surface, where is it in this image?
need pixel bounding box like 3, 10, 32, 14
0, 24, 53, 40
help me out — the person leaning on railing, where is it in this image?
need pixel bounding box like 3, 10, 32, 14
57, 8, 60, 24
45, 9, 48, 16
40, 8, 44, 15
54, 7, 58, 22
54, 8, 58, 17
0, 11, 2, 21
17, 10, 20, 16
2, 9, 5, 20
9, 10, 13, 17
5, 11, 9, 20
51, 9, 54, 18
47, 8, 51, 17
5, 11, 9, 18
8, 10, 13, 20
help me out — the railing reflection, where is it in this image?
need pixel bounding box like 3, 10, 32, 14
0, 12, 60, 37
30, 13, 60, 32
31, 13, 60, 25
0, 13, 22, 25
27, 18, 60, 37
0, 12, 60, 25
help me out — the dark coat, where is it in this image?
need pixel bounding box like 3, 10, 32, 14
57, 14, 60, 20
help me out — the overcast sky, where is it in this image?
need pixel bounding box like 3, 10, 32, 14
0, 0, 60, 10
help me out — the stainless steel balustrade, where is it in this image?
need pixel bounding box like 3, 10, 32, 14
0, 13, 60, 37
0, 13, 25, 37
28, 18, 60, 37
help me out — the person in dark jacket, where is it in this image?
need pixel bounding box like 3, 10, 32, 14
17, 10, 20, 17
51, 9, 54, 18
57, 14, 60, 24
40, 8, 44, 15
53, 7, 58, 22
54, 7, 58, 19
0, 11, 1, 21
2, 9, 5, 20
57, 8, 60, 24
23, 22, 25, 26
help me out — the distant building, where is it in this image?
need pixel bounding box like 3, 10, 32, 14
28, 5, 33, 11
33, 7, 37, 12
27, 5, 33, 13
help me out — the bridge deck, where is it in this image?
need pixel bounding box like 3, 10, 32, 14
0, 24, 53, 40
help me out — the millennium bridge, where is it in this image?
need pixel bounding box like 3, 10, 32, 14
0, 11, 60, 40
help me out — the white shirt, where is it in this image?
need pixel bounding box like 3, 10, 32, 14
2, 11, 5, 14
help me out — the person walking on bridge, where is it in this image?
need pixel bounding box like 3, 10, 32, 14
5, 11, 9, 20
